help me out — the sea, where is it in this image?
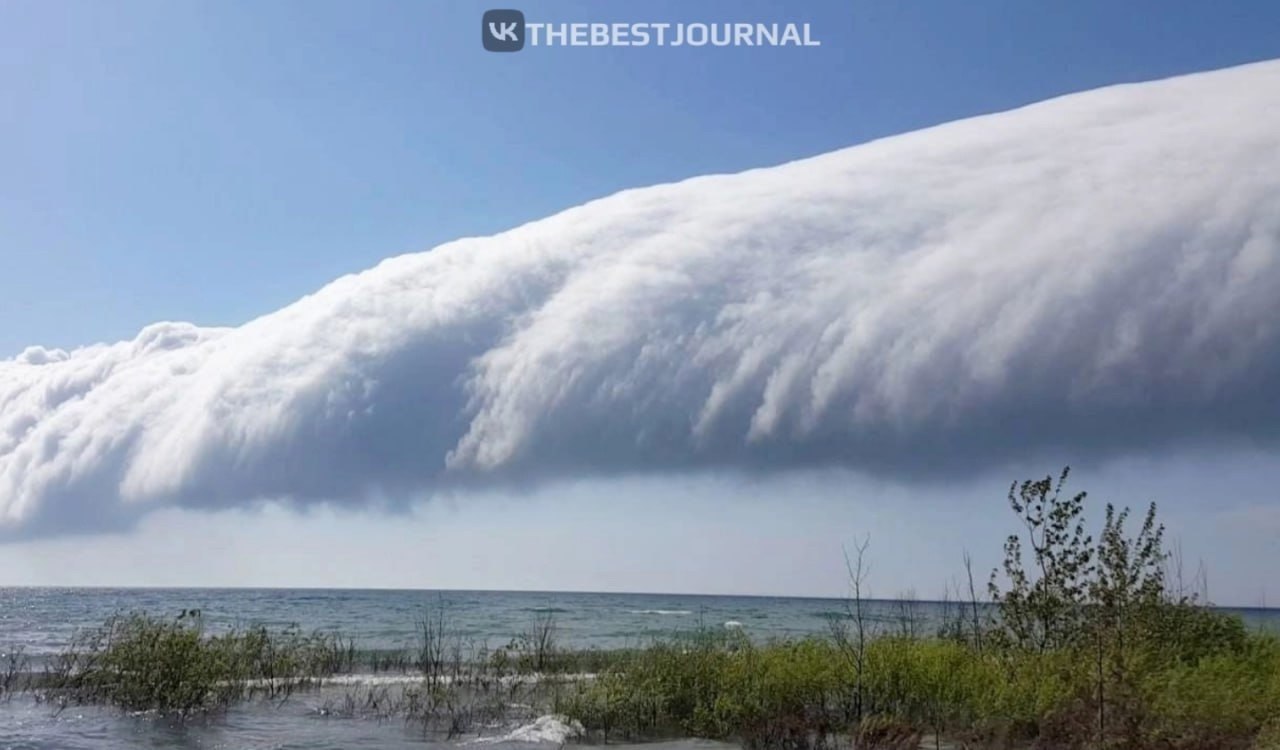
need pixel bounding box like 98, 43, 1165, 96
1, 587, 1276, 749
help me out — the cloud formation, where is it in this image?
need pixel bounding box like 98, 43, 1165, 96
4, 61, 1280, 537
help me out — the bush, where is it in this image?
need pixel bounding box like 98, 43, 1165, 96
43, 611, 354, 713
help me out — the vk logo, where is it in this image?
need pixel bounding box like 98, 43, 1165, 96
483, 9, 525, 52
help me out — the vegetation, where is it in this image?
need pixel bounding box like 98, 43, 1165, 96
8, 467, 1277, 749
23, 601, 596, 736
36, 609, 355, 712
553, 468, 1279, 749
1, 646, 28, 701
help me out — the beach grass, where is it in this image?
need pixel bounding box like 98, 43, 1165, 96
550, 619, 1278, 749
35, 610, 356, 712
24, 602, 1278, 748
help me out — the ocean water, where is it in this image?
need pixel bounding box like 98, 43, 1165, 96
1, 588, 1276, 749
0, 587, 972, 657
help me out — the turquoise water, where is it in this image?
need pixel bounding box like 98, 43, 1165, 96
1, 587, 1276, 749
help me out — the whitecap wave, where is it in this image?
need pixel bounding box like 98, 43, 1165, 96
628, 609, 694, 616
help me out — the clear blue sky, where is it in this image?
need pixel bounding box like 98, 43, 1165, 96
4, 0, 1280, 356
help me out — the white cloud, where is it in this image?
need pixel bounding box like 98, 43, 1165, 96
3, 60, 1279, 537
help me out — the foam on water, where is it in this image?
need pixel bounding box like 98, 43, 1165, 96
472, 715, 585, 745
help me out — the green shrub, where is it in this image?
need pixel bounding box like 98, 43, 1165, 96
44, 612, 353, 714
1144, 635, 1280, 747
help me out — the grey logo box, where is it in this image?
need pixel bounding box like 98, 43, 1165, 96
483, 9, 525, 52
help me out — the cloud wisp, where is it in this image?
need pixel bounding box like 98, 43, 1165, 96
3, 61, 1279, 537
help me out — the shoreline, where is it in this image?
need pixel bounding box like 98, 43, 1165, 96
3, 601, 1274, 750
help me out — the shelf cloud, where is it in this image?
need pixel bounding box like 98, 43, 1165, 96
3, 60, 1279, 537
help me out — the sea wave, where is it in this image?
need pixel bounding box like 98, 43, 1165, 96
628, 609, 693, 616
813, 609, 854, 620
250, 672, 599, 690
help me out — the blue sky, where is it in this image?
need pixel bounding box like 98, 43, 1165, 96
2, 2, 1279, 601
5, 0, 1280, 355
